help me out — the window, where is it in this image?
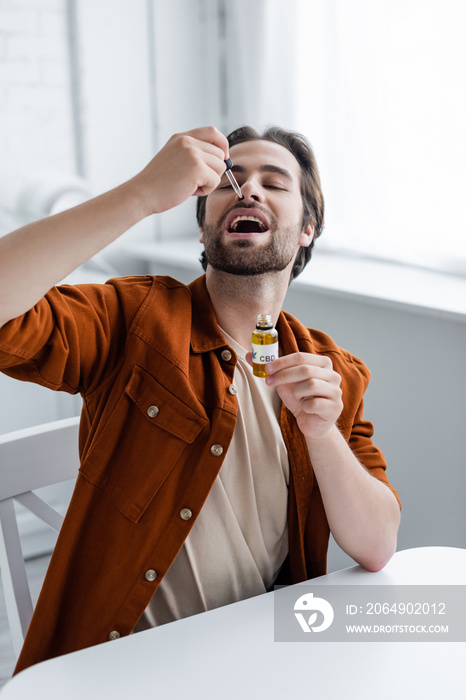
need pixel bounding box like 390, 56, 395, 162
293, 0, 466, 275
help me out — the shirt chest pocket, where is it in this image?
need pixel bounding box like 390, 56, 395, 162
80, 365, 208, 522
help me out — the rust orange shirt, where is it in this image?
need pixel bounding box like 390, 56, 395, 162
0, 274, 400, 673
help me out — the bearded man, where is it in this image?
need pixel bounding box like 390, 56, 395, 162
0, 125, 401, 673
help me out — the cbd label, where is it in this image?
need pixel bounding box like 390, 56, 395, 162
252, 341, 279, 365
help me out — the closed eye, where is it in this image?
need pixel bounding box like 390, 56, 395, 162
216, 177, 289, 191
264, 183, 288, 190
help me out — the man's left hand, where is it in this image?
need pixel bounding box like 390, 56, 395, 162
247, 352, 343, 440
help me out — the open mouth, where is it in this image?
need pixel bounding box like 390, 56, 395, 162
226, 211, 270, 235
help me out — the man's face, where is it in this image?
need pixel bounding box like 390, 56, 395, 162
200, 139, 313, 276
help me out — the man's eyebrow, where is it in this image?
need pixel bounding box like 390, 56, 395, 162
230, 164, 294, 180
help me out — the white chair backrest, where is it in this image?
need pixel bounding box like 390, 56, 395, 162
0, 416, 80, 659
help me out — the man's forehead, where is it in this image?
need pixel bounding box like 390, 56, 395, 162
229, 139, 301, 178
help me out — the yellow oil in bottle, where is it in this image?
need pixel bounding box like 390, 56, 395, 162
252, 314, 279, 378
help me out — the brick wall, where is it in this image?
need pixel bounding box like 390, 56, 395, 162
0, 0, 76, 178
0, 1, 85, 436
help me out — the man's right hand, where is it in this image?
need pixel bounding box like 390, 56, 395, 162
134, 126, 229, 216
0, 125, 228, 328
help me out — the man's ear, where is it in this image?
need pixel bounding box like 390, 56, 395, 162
298, 222, 315, 248
199, 228, 204, 243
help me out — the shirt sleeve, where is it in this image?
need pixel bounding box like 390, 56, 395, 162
0, 278, 150, 396
334, 351, 402, 510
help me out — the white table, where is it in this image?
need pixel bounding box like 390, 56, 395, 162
1, 547, 465, 699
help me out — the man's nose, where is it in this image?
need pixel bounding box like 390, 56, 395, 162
239, 179, 264, 203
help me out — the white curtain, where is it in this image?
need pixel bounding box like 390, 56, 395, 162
223, 0, 301, 130
294, 0, 466, 274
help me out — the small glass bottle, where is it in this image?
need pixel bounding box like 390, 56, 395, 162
252, 314, 279, 378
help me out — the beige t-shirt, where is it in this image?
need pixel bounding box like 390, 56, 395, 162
134, 329, 289, 630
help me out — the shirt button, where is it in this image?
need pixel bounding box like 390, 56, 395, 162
180, 508, 193, 521
229, 384, 238, 395
221, 349, 232, 362
145, 569, 158, 581
108, 630, 121, 641
147, 405, 159, 418
210, 444, 224, 457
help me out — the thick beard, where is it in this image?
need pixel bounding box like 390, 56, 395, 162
202, 226, 299, 277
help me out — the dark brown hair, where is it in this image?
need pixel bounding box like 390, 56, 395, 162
197, 125, 325, 280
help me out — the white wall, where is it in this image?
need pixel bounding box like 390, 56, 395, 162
0, 0, 75, 176
0, 0, 81, 433
285, 278, 466, 571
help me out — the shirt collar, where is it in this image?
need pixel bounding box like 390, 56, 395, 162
188, 276, 229, 354
189, 275, 316, 357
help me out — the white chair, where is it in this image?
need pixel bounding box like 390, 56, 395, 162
0, 416, 80, 659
